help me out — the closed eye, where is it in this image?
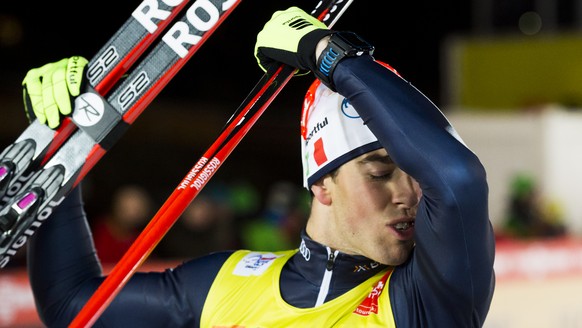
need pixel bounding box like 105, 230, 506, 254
369, 173, 392, 181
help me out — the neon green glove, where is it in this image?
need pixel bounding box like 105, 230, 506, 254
254, 6, 332, 74
22, 56, 88, 129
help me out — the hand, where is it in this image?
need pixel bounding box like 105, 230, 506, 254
22, 56, 88, 129
254, 6, 332, 74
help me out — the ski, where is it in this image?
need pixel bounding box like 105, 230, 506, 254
0, 0, 241, 269
0, 0, 192, 262
69, 1, 354, 326
0, 0, 189, 209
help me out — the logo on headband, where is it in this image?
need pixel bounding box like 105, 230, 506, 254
341, 98, 360, 119
305, 117, 329, 144
300, 79, 380, 188
313, 138, 328, 166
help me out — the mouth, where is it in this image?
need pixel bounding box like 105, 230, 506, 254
393, 221, 415, 231
388, 218, 416, 240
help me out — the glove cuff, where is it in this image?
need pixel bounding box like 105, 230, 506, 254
312, 31, 375, 91
298, 29, 334, 73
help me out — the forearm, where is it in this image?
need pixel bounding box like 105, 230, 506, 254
26, 186, 231, 326
27, 187, 102, 326
333, 57, 490, 233
333, 57, 494, 313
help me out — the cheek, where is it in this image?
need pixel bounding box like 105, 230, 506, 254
343, 182, 377, 208
340, 185, 387, 224
341, 176, 391, 210
333, 183, 368, 225
332, 173, 391, 223
361, 183, 392, 211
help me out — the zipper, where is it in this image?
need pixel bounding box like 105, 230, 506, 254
315, 247, 338, 306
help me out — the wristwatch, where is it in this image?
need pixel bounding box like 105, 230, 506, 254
314, 31, 375, 91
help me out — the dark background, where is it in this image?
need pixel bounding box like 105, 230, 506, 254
0, 0, 504, 212
0, 1, 473, 101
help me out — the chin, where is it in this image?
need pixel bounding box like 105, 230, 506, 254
378, 257, 408, 266
375, 246, 414, 266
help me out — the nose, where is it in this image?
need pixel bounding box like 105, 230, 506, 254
391, 169, 420, 210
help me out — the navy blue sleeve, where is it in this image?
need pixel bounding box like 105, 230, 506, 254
27, 187, 232, 327
333, 57, 495, 327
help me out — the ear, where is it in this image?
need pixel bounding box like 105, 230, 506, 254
311, 177, 332, 206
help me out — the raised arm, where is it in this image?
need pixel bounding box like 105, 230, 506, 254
334, 57, 495, 326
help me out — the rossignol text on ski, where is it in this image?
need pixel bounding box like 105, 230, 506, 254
0, 0, 241, 269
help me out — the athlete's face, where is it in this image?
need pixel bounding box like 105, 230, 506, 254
312, 148, 420, 266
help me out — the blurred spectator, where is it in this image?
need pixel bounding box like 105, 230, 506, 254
91, 184, 153, 264
228, 179, 261, 223
156, 185, 237, 260
240, 181, 309, 252
502, 173, 567, 239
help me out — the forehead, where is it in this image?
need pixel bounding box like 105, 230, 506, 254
354, 149, 393, 165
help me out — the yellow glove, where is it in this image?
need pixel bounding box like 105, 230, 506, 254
22, 56, 88, 129
254, 6, 331, 74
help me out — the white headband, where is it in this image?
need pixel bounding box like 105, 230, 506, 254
301, 80, 381, 188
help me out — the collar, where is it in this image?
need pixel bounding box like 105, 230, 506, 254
289, 230, 388, 290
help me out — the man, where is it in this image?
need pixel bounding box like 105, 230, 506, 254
25, 6, 495, 327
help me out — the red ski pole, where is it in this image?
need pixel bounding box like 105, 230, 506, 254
70, 1, 353, 326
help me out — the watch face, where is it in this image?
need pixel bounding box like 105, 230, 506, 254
335, 32, 374, 55
338, 32, 372, 48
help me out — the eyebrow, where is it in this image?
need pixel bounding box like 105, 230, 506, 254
357, 153, 394, 165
